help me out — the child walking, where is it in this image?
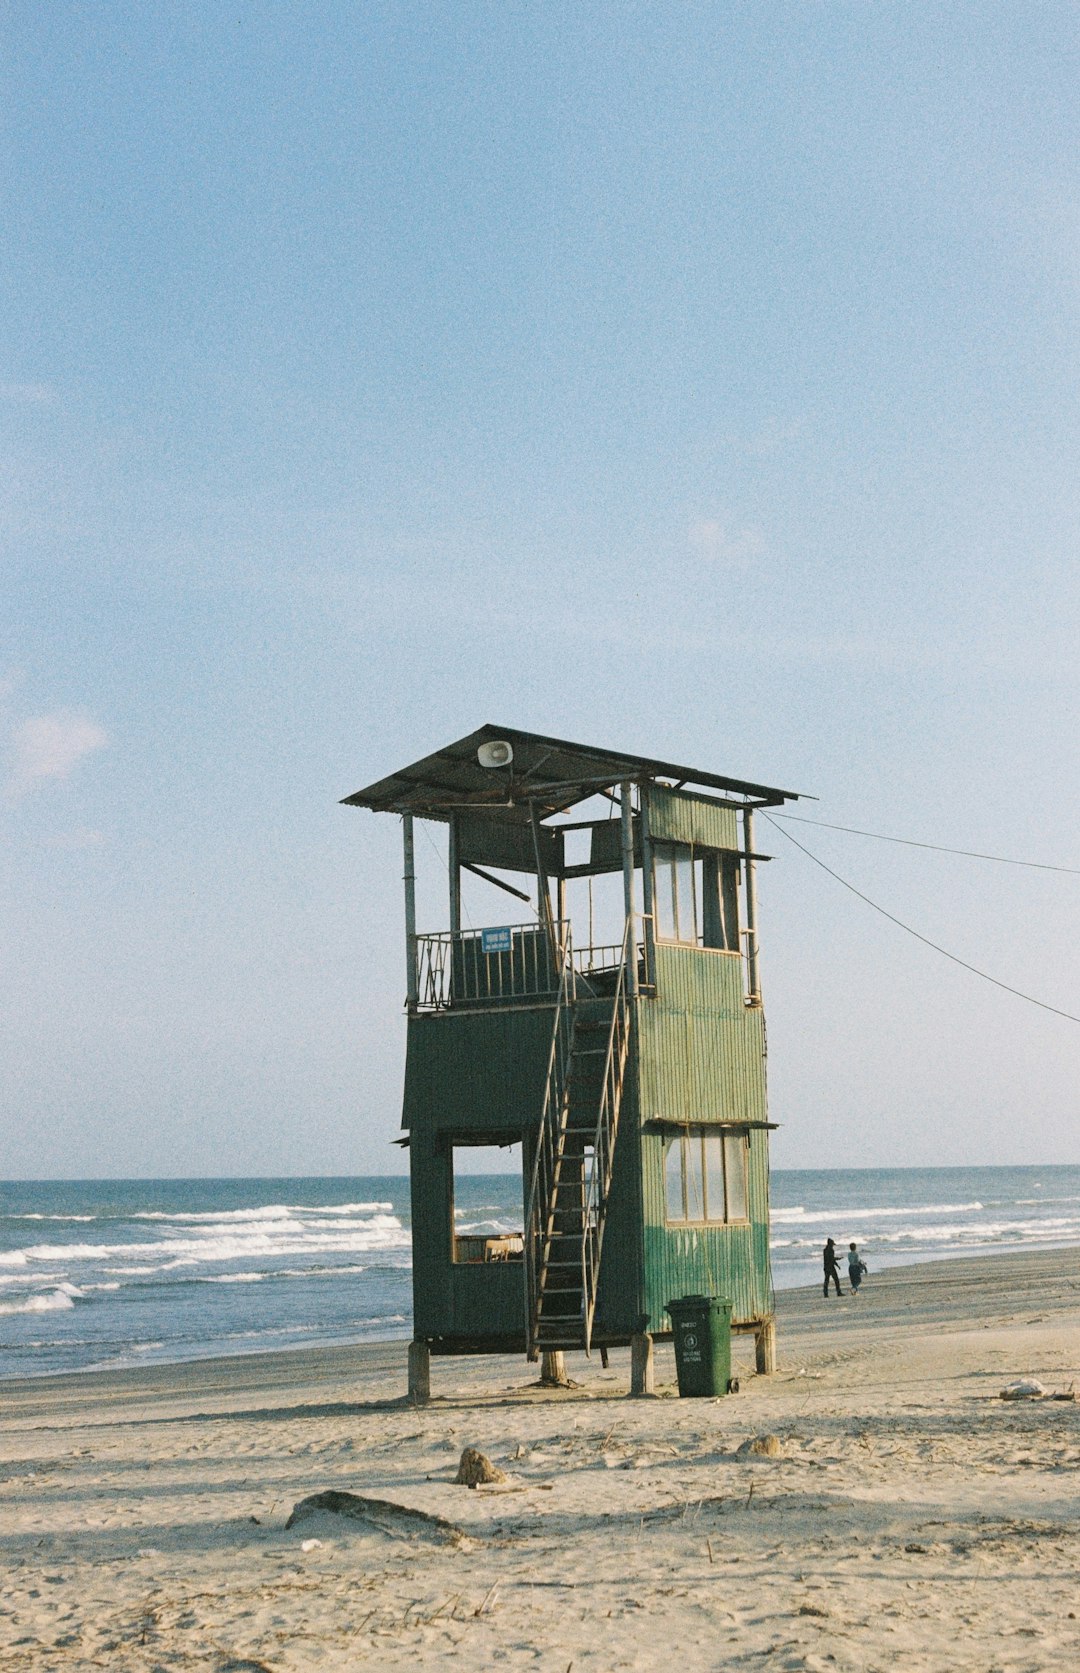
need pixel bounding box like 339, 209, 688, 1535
847, 1242, 868, 1295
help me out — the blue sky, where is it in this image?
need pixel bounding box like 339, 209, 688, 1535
3, 2, 1080, 1175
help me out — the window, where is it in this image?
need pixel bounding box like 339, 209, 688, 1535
703, 854, 741, 953
450, 1142, 524, 1263
662, 1127, 749, 1224
653, 842, 703, 943
653, 843, 740, 951
722, 1130, 748, 1220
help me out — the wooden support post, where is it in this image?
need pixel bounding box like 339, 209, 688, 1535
755, 1317, 777, 1376
620, 781, 638, 997
630, 1331, 654, 1396
638, 784, 655, 987
743, 806, 760, 1005
407, 1339, 431, 1404
448, 815, 461, 943
403, 814, 418, 1011
540, 1350, 568, 1386
529, 803, 559, 967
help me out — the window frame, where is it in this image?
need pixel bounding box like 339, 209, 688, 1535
652, 841, 741, 953
661, 1125, 751, 1226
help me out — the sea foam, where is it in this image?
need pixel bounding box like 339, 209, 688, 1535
0, 1286, 81, 1317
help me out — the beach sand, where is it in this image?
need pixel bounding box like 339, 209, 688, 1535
3, 1246, 1080, 1671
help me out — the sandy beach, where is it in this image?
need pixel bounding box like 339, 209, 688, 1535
3, 1246, 1080, 1672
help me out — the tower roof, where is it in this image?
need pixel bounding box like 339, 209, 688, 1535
342, 724, 801, 824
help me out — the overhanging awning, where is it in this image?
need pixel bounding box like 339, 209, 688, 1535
343, 725, 802, 824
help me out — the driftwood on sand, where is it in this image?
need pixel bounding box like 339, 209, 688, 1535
285, 1490, 467, 1545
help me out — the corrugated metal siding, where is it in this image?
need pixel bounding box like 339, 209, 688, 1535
637, 945, 767, 1125
649, 785, 739, 851
403, 948, 775, 1344
409, 1127, 530, 1341
457, 812, 562, 875
406, 1007, 550, 1339
449, 1262, 525, 1339
641, 1128, 772, 1327
410, 1130, 453, 1337
636, 942, 774, 1326
403, 1005, 554, 1133
406, 1001, 649, 1342
593, 1065, 645, 1338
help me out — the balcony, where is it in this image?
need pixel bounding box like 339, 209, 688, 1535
414, 922, 636, 1012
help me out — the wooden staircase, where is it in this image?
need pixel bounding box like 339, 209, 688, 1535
525, 922, 632, 1358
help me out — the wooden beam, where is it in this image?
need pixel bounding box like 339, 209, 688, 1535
620, 782, 638, 997
461, 861, 533, 905
403, 814, 418, 1010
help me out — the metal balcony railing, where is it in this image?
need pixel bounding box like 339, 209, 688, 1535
414, 918, 652, 1012
415, 922, 564, 1011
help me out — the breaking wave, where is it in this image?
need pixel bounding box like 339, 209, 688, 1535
130, 1201, 394, 1223
0, 1284, 82, 1317
7, 1167, 1078, 1376
772, 1202, 983, 1224
9, 1216, 408, 1269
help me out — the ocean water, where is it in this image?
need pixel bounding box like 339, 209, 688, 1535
2, 1165, 1079, 1379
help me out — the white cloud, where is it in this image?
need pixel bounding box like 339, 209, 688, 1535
6, 711, 109, 799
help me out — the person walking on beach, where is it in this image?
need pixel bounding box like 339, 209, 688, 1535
823, 1237, 843, 1298
847, 1242, 868, 1296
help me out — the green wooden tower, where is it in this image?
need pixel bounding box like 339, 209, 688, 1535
343, 727, 800, 1396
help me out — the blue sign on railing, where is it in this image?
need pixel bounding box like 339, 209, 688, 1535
481, 926, 513, 955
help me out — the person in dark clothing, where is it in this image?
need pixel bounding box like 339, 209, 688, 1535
823, 1237, 844, 1298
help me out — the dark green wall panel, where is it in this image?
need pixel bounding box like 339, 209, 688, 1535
403, 1005, 554, 1133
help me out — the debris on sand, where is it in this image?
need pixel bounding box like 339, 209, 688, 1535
738, 1434, 785, 1458
999, 1380, 1047, 1401
455, 1447, 507, 1487
285, 1490, 467, 1545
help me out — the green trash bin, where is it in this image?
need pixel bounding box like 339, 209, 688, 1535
667, 1294, 733, 1397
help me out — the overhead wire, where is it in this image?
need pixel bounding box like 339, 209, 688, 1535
415, 816, 480, 931
761, 813, 1080, 1028
770, 812, 1080, 875
414, 814, 539, 929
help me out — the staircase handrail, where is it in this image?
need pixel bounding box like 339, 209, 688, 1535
524, 927, 576, 1357
580, 913, 634, 1351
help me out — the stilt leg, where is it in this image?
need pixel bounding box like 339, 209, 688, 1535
407, 1339, 431, 1404
540, 1350, 568, 1386
755, 1318, 777, 1375
599, 1345, 609, 1369
630, 1331, 654, 1396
